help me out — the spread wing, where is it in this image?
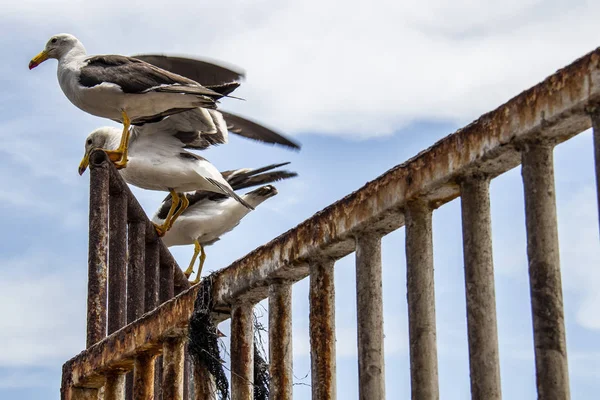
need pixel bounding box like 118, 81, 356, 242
155, 162, 298, 218
129, 54, 300, 150
131, 54, 246, 87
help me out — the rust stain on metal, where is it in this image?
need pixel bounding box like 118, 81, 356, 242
231, 303, 254, 399
104, 371, 125, 400
87, 152, 109, 348
269, 282, 293, 399
309, 261, 336, 399
128, 220, 146, 323
210, 48, 600, 306
108, 192, 127, 335
134, 352, 156, 400
162, 337, 185, 400
145, 239, 160, 312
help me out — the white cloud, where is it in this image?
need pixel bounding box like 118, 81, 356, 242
0, 252, 86, 367
7, 0, 600, 138
557, 185, 600, 330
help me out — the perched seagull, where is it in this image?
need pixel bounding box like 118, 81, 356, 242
29, 33, 237, 169
152, 163, 298, 284
79, 108, 255, 235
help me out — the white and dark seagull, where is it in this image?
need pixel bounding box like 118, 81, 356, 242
79, 108, 257, 235
152, 163, 297, 284
28, 33, 239, 169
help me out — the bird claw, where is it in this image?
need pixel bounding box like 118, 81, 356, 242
153, 223, 167, 237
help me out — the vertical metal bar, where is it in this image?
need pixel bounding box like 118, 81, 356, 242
405, 200, 439, 400
231, 303, 254, 400
160, 258, 175, 304
108, 191, 127, 335
87, 157, 109, 348
355, 234, 385, 400
126, 220, 146, 400
269, 282, 293, 399
193, 362, 216, 400
145, 238, 161, 400
134, 353, 156, 400
127, 220, 146, 323
155, 357, 164, 400
521, 140, 570, 399
104, 372, 126, 400
184, 349, 191, 400
309, 261, 336, 400
66, 387, 99, 400
588, 109, 600, 231
145, 239, 160, 313
460, 175, 502, 400
163, 337, 186, 400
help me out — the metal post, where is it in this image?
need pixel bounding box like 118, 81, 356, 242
193, 362, 216, 400
231, 303, 254, 400
108, 191, 127, 335
127, 219, 146, 399
460, 175, 502, 399
145, 239, 160, 313
269, 282, 293, 399
521, 140, 570, 399
87, 151, 109, 348
134, 353, 156, 400
405, 200, 439, 400
104, 372, 126, 400
127, 220, 146, 323
163, 336, 186, 400
160, 258, 175, 304
309, 261, 336, 400
588, 109, 600, 232
355, 233, 385, 400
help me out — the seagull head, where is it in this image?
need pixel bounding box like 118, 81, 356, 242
245, 185, 279, 204
78, 127, 121, 175
29, 33, 84, 69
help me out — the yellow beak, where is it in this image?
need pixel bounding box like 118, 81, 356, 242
29, 50, 49, 70
78, 153, 90, 176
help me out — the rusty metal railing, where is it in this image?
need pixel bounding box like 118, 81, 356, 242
65, 149, 191, 399
61, 47, 600, 399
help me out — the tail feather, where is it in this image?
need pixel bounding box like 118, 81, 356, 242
223, 162, 295, 190
206, 178, 254, 210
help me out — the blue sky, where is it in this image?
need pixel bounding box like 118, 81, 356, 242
1, 0, 600, 398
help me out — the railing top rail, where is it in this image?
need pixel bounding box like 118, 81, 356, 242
63, 47, 600, 389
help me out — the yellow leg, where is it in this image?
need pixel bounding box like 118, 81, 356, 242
167, 193, 189, 230
153, 189, 179, 236
105, 110, 131, 169
189, 243, 206, 285
183, 240, 201, 278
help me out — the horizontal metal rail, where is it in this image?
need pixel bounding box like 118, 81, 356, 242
62, 47, 600, 396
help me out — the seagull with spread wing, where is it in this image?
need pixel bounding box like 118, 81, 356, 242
28, 33, 239, 169
152, 163, 298, 284
79, 108, 299, 234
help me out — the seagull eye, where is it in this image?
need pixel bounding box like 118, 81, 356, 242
87, 139, 93, 145
51, 38, 58, 44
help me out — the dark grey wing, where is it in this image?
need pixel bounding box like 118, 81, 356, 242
134, 109, 228, 150
131, 54, 246, 87
222, 162, 298, 191
160, 162, 298, 216
79, 55, 224, 100
220, 111, 301, 150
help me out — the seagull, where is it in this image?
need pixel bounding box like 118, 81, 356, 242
79, 108, 256, 235
29, 33, 238, 169
152, 163, 298, 284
